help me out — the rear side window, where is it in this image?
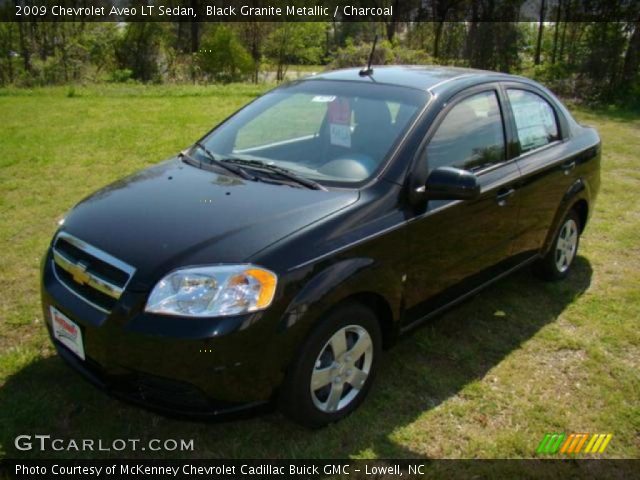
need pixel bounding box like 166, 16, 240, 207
507, 89, 560, 154
426, 91, 505, 172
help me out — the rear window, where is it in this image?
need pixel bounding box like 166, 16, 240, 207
507, 89, 560, 154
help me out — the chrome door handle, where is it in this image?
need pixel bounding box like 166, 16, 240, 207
496, 188, 515, 206
561, 161, 576, 175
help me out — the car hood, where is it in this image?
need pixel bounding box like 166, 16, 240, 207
61, 158, 358, 289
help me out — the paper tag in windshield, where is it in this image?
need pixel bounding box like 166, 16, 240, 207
328, 98, 351, 147
329, 124, 351, 148
312, 95, 336, 103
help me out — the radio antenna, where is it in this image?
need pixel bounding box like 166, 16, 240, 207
359, 34, 378, 76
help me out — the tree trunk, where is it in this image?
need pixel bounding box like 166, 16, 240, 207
622, 21, 640, 85
385, 22, 394, 42
250, 23, 261, 84
534, 0, 546, 65
190, 22, 199, 53
17, 21, 31, 72
7, 52, 13, 83
566, 24, 576, 68
434, 21, 444, 58
385, 0, 399, 42
551, 0, 562, 64
2, 23, 15, 83
277, 26, 288, 82
189, 0, 200, 56
559, 17, 568, 61
60, 24, 69, 83
465, 4, 479, 65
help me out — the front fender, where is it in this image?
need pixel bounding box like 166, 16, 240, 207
280, 257, 403, 332
268, 257, 404, 372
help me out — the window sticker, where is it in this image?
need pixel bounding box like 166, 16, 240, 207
312, 95, 336, 103
329, 124, 351, 147
328, 97, 351, 147
511, 99, 551, 149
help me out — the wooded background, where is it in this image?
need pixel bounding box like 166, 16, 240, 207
1, 0, 639, 105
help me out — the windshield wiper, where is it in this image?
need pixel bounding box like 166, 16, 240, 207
191, 142, 255, 180
222, 157, 326, 191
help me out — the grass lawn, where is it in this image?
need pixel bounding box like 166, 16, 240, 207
0, 85, 638, 459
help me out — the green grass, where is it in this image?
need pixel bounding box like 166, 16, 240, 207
0, 85, 638, 459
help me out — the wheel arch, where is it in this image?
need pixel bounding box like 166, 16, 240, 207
328, 291, 396, 349
541, 179, 590, 256
572, 198, 589, 233
278, 257, 403, 354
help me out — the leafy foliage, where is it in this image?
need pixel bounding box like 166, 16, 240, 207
329, 39, 431, 69
197, 26, 254, 83
115, 23, 164, 83
264, 23, 327, 81
1, 16, 639, 105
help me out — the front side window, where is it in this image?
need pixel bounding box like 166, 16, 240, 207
196, 81, 428, 185
507, 89, 560, 154
426, 90, 505, 172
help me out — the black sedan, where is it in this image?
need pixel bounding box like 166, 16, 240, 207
41, 66, 600, 427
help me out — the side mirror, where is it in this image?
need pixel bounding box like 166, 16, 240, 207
421, 167, 480, 201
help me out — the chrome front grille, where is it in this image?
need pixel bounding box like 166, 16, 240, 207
51, 232, 135, 313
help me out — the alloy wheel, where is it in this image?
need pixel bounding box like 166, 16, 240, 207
555, 218, 579, 273
310, 325, 373, 413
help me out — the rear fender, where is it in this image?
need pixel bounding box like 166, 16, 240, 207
541, 178, 590, 256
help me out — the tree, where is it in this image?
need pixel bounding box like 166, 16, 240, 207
0, 22, 16, 84
115, 23, 164, 82
551, 0, 563, 64
465, 1, 523, 73
237, 22, 273, 83
622, 21, 640, 87
430, 0, 466, 59
198, 25, 254, 83
265, 23, 327, 82
534, 0, 546, 65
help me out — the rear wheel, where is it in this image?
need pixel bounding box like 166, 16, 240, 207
279, 302, 381, 428
535, 209, 581, 280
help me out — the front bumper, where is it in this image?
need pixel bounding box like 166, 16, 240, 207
41, 250, 284, 416
50, 339, 267, 417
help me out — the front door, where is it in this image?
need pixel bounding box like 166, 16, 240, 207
403, 87, 521, 325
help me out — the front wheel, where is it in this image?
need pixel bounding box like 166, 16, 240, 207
535, 209, 581, 280
279, 303, 381, 428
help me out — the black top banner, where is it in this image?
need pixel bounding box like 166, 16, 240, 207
2, 0, 640, 22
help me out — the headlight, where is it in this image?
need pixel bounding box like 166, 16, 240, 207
145, 265, 277, 317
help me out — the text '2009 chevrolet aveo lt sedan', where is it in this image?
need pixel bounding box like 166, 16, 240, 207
41, 66, 600, 427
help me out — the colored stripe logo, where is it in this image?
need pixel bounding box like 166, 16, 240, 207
536, 433, 612, 455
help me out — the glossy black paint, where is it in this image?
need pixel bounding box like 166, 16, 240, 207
41, 66, 601, 415
424, 167, 481, 201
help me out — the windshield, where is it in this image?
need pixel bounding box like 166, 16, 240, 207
194, 80, 429, 185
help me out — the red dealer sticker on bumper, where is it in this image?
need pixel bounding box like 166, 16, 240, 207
51, 306, 85, 361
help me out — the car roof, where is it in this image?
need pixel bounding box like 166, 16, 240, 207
306, 65, 527, 94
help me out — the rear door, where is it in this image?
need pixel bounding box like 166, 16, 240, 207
501, 84, 580, 260
403, 85, 521, 325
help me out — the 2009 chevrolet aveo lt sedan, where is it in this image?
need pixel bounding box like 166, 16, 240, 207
42, 66, 600, 427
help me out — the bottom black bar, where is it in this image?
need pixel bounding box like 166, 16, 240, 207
1, 459, 639, 480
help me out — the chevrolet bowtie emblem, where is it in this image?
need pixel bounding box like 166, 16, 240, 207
69, 261, 91, 286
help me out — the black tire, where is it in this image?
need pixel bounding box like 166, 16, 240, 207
534, 208, 581, 281
279, 302, 382, 428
